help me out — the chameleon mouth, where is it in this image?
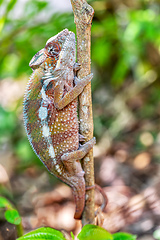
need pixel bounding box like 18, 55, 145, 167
29, 48, 46, 70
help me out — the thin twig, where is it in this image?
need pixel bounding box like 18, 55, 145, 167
70, 0, 95, 225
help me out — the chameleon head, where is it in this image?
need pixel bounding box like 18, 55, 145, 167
29, 29, 75, 70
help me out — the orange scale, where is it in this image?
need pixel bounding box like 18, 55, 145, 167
45, 57, 57, 68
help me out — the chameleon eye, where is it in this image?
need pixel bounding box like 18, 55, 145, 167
45, 42, 60, 56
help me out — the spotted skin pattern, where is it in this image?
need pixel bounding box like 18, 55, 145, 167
23, 29, 95, 219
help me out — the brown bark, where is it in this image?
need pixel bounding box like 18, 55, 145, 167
70, 0, 95, 225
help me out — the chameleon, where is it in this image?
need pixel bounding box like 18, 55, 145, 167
23, 29, 96, 219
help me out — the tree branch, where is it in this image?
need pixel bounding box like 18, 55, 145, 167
70, 0, 95, 225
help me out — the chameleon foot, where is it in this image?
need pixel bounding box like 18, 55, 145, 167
61, 137, 96, 162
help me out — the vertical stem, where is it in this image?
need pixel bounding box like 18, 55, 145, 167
70, 0, 95, 225
16, 221, 23, 237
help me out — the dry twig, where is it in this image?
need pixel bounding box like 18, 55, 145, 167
70, 0, 95, 225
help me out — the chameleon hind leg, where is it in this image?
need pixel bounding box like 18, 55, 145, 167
61, 137, 95, 220
61, 137, 96, 175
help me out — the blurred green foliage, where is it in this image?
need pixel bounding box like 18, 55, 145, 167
0, 0, 160, 171
91, 0, 160, 87
0, 196, 21, 225
16, 224, 137, 240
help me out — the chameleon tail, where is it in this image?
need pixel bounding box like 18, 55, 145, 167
72, 177, 85, 219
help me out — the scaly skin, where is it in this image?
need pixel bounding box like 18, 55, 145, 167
23, 29, 95, 219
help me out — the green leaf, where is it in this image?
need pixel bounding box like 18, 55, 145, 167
5, 209, 21, 225
17, 227, 67, 240
0, 196, 13, 209
113, 232, 137, 240
0, 197, 21, 225
153, 229, 160, 240
78, 225, 113, 240
0, 16, 5, 33
0, 0, 4, 5
6, 0, 17, 14
71, 232, 74, 240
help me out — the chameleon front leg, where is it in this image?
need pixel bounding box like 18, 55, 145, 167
54, 73, 93, 110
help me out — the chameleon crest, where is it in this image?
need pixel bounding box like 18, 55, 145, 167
23, 29, 95, 219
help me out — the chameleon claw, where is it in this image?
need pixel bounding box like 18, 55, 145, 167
74, 73, 93, 86
79, 134, 86, 142
73, 62, 81, 72
86, 185, 95, 190
74, 76, 81, 85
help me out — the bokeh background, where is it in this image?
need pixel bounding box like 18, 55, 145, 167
0, 0, 160, 238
